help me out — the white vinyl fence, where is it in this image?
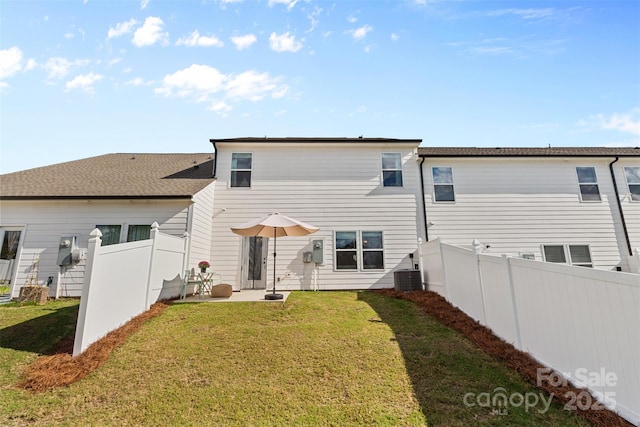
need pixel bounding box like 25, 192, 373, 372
421, 238, 640, 426
73, 223, 189, 356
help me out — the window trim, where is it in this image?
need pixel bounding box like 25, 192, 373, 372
334, 230, 385, 272
623, 166, 640, 202
381, 152, 403, 187
230, 152, 253, 188
432, 166, 455, 203
576, 166, 601, 202
541, 244, 593, 268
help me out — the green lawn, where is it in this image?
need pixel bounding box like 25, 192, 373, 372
0, 292, 589, 426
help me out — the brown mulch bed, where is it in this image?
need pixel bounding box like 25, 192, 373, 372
18, 301, 170, 392
376, 289, 632, 427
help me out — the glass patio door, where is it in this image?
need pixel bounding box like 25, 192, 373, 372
0, 228, 22, 285
242, 236, 268, 289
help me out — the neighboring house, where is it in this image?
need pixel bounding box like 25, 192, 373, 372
0, 153, 216, 298
208, 137, 423, 291
418, 147, 640, 272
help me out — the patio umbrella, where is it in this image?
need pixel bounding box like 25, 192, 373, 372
231, 212, 319, 300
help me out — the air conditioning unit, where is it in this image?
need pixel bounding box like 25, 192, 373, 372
393, 269, 422, 291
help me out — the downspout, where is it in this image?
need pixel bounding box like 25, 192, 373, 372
211, 141, 218, 178
419, 156, 429, 241
609, 157, 633, 256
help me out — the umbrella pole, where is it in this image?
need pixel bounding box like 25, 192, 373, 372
265, 227, 283, 300
273, 228, 276, 294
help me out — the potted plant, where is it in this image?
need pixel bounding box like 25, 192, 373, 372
198, 261, 210, 273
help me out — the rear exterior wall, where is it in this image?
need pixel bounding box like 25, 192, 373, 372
210, 142, 422, 290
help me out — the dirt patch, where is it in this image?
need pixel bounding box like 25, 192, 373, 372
18, 301, 170, 392
376, 289, 632, 427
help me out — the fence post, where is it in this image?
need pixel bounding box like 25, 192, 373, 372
417, 238, 425, 290
182, 231, 191, 276
472, 239, 488, 325
144, 222, 160, 310
73, 228, 102, 356
436, 238, 451, 301
504, 255, 523, 350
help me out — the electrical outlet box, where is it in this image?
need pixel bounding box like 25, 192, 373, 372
57, 236, 77, 266
312, 239, 324, 264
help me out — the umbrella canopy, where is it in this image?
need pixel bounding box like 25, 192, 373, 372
231, 212, 319, 300
231, 212, 319, 237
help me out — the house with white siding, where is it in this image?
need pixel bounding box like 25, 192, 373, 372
208, 137, 423, 291
1, 141, 638, 300
418, 147, 640, 273
0, 153, 216, 298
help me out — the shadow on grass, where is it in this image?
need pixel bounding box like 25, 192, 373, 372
0, 304, 78, 355
356, 291, 591, 427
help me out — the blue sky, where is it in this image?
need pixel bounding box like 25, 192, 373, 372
1, 0, 639, 173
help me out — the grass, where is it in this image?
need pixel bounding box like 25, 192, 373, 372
0, 292, 589, 426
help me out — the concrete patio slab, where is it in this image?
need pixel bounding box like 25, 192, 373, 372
176, 289, 291, 303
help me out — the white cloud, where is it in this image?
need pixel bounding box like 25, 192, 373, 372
25, 58, 37, 71
208, 100, 232, 114
350, 25, 372, 41
269, 32, 303, 52
347, 15, 357, 24
391, 33, 399, 41
108, 58, 122, 66
126, 77, 152, 86
155, 64, 289, 113
155, 64, 226, 98
140, 0, 150, 10
65, 72, 103, 93
226, 70, 287, 101
307, 6, 322, 33
132, 16, 167, 47
0, 47, 23, 80
176, 30, 224, 47
582, 109, 640, 137
487, 8, 554, 20
107, 19, 138, 39
268, 0, 297, 10
44, 57, 71, 79
64, 32, 74, 40
230, 34, 257, 50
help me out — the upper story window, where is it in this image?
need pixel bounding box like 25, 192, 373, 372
432, 167, 455, 202
624, 166, 640, 201
96, 225, 122, 246
231, 153, 252, 188
381, 153, 403, 187
576, 167, 601, 201
127, 225, 151, 242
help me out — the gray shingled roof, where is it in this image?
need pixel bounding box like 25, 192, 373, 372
210, 137, 422, 144
0, 153, 215, 200
418, 147, 640, 157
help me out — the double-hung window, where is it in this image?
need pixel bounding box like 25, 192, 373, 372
381, 153, 403, 187
335, 231, 384, 270
127, 225, 151, 242
624, 166, 640, 201
432, 167, 455, 202
576, 167, 601, 201
542, 244, 593, 268
96, 225, 122, 246
231, 153, 252, 188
